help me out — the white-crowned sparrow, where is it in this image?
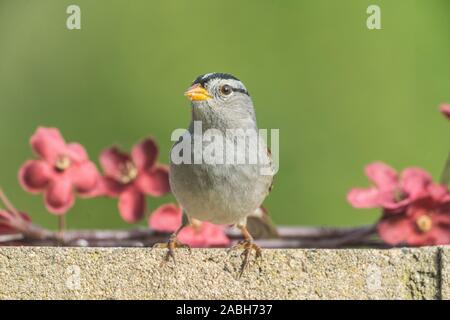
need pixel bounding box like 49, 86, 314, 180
161, 73, 274, 275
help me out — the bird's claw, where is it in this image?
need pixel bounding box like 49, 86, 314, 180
153, 235, 191, 266
228, 240, 262, 278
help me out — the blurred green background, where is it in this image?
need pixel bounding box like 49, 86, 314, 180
0, 0, 449, 230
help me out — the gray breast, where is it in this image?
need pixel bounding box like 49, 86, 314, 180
169, 136, 273, 225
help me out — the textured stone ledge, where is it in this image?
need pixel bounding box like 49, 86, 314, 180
0, 246, 448, 299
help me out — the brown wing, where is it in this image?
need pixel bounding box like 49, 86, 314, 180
247, 206, 279, 239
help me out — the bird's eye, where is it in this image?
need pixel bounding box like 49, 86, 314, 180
220, 84, 232, 96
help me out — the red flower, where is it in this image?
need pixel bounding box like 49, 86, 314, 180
347, 162, 432, 213
348, 162, 450, 246
440, 104, 450, 120
19, 127, 100, 214
98, 138, 170, 223
378, 185, 450, 246
149, 203, 231, 247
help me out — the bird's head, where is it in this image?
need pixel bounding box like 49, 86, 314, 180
184, 73, 256, 128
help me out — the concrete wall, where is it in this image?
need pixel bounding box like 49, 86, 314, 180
0, 246, 448, 299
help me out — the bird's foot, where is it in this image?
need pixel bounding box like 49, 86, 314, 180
228, 240, 262, 278
153, 234, 191, 265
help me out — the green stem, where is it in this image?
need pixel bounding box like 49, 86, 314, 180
58, 215, 66, 240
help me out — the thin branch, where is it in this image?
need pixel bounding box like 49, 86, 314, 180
13, 225, 376, 242
0, 188, 21, 219
5, 238, 386, 248
250, 238, 384, 249
56, 228, 159, 242
15, 221, 55, 241
0, 233, 24, 243
0, 220, 380, 248
227, 225, 375, 240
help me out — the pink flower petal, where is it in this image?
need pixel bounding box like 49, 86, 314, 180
66, 143, 88, 164
81, 176, 122, 198
427, 184, 450, 202
18, 160, 53, 193
439, 104, 450, 120
99, 146, 131, 179
365, 162, 398, 191
382, 198, 411, 214
68, 162, 99, 195
0, 211, 19, 233
347, 187, 382, 208
136, 165, 170, 197
19, 212, 32, 222
101, 177, 127, 197
377, 214, 415, 245
428, 225, 450, 245
406, 232, 434, 246
202, 223, 231, 247
30, 127, 66, 163
0, 216, 15, 234
148, 203, 182, 232
178, 226, 209, 247
400, 168, 432, 200
0, 210, 12, 222
44, 178, 75, 214
435, 216, 450, 226
0, 212, 31, 234
178, 222, 230, 248
118, 187, 146, 223
131, 138, 158, 171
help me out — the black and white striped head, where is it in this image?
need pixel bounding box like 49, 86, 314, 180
185, 73, 250, 106
184, 73, 255, 127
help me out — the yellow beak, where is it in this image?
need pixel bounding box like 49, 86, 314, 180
184, 84, 211, 101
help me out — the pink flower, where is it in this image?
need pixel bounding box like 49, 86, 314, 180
149, 203, 231, 247
19, 127, 100, 214
148, 203, 181, 232
440, 104, 450, 120
0, 211, 31, 235
378, 186, 450, 246
179, 222, 231, 247
98, 138, 170, 223
348, 162, 450, 246
347, 162, 433, 213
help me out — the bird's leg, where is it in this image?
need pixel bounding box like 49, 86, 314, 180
153, 212, 191, 264
229, 224, 262, 278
